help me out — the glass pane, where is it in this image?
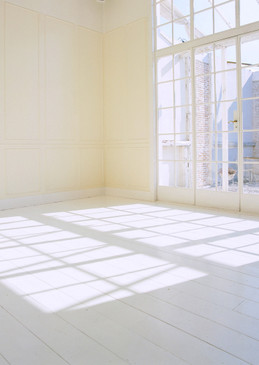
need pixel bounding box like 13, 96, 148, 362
216, 70, 237, 101
194, 9, 213, 38
215, 39, 236, 72
158, 82, 173, 108
214, 0, 227, 4
243, 131, 259, 160
176, 162, 192, 187
218, 163, 238, 192
216, 101, 238, 132
159, 135, 175, 160
197, 162, 216, 190
175, 106, 192, 133
194, 0, 211, 12
241, 33, 259, 66
175, 78, 191, 106
243, 163, 259, 194
175, 134, 192, 160
156, 0, 172, 26
159, 161, 175, 186
242, 99, 259, 130
157, 56, 173, 82
174, 52, 191, 79
196, 104, 215, 133
173, 0, 190, 19
195, 74, 214, 104
214, 2, 235, 33
195, 46, 214, 75
158, 108, 174, 134
157, 23, 172, 50
242, 67, 259, 98
197, 133, 216, 161
218, 132, 238, 162
173, 17, 191, 44
240, 0, 259, 26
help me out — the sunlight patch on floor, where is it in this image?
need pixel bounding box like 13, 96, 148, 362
0, 202, 259, 315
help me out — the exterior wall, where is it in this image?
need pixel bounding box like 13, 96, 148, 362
195, 59, 212, 187
0, 1, 104, 206
252, 76, 259, 180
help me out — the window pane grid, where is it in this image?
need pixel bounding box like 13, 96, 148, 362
157, 50, 192, 188
154, 2, 259, 195
154, 0, 258, 50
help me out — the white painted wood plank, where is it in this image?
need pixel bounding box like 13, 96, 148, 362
0, 306, 68, 365
0, 281, 126, 364
0, 355, 9, 365
61, 307, 188, 365
91, 298, 248, 365
1, 196, 259, 365
150, 288, 259, 341
120, 292, 259, 364
235, 300, 259, 320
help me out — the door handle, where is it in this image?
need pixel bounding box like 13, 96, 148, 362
228, 120, 238, 124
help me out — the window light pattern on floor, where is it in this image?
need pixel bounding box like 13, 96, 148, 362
0, 198, 259, 364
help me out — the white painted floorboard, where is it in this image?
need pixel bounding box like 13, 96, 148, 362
0, 196, 259, 364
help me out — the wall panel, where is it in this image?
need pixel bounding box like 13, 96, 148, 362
104, 28, 127, 141
0, 147, 4, 198
5, 4, 39, 140
124, 146, 150, 189
0, 1, 104, 206
105, 146, 127, 188
45, 148, 79, 192
125, 20, 149, 141
104, 17, 151, 194
80, 148, 104, 188
79, 28, 103, 142
5, 0, 103, 32
5, 149, 40, 195
104, 19, 149, 142
0, 1, 4, 143
45, 17, 77, 141
105, 145, 150, 190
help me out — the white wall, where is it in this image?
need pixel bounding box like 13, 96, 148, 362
0, 0, 104, 206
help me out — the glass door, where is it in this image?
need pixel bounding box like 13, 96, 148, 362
156, 32, 259, 213
195, 38, 240, 210
240, 32, 259, 213
154, 0, 259, 213
157, 51, 194, 204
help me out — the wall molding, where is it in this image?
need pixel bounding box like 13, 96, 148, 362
0, 188, 105, 210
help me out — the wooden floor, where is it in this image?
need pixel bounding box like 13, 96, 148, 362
0, 196, 259, 365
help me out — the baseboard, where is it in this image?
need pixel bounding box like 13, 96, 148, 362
0, 188, 105, 210
105, 187, 155, 201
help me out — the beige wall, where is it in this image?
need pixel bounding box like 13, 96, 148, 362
4, 0, 104, 32
0, 1, 104, 203
0, 0, 153, 207
103, 0, 153, 198
103, 0, 149, 33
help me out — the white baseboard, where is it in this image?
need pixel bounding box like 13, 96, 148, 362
0, 188, 105, 210
105, 187, 155, 201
